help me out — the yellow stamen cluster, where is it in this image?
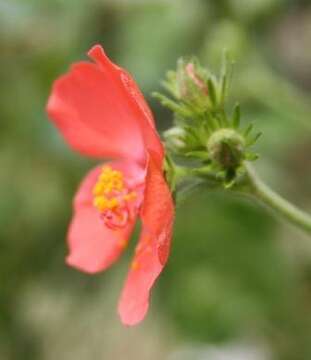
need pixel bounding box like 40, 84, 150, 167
92, 166, 136, 213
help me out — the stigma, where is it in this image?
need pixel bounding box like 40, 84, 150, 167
92, 166, 137, 229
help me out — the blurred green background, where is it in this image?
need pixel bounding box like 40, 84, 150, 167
1, 0, 311, 359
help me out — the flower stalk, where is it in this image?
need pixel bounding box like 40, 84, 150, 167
243, 163, 311, 234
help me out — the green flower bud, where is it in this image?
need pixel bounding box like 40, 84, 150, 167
207, 128, 245, 169
181, 62, 209, 97
175, 59, 210, 105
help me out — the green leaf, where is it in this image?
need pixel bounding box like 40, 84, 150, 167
186, 151, 209, 159
153, 92, 187, 116
246, 132, 262, 146
206, 111, 220, 130
243, 122, 253, 137
232, 103, 240, 129
220, 73, 227, 105
245, 152, 259, 161
207, 77, 217, 106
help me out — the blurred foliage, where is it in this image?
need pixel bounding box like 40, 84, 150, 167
1, 0, 311, 359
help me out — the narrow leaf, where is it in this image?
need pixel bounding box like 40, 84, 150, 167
245, 152, 259, 161
220, 73, 227, 105
243, 123, 253, 137
207, 78, 217, 106
186, 151, 209, 159
232, 103, 240, 129
246, 132, 262, 147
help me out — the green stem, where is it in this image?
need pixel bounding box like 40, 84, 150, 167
244, 163, 311, 234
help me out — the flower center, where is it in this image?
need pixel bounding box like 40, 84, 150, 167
93, 166, 137, 229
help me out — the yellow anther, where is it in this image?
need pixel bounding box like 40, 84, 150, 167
93, 183, 104, 196
117, 239, 127, 249
131, 260, 139, 270
93, 196, 101, 207
123, 191, 137, 201
112, 180, 123, 190
111, 170, 122, 178
92, 166, 136, 215
93, 196, 109, 211
103, 185, 113, 194
107, 197, 119, 209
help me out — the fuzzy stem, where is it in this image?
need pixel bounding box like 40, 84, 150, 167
244, 163, 311, 234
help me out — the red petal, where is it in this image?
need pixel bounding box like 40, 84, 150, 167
67, 161, 145, 274
67, 206, 134, 274
88, 45, 155, 129
118, 156, 174, 325
88, 45, 164, 166
46, 51, 142, 162
47, 44, 164, 165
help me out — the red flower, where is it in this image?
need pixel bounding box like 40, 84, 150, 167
46, 45, 174, 325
